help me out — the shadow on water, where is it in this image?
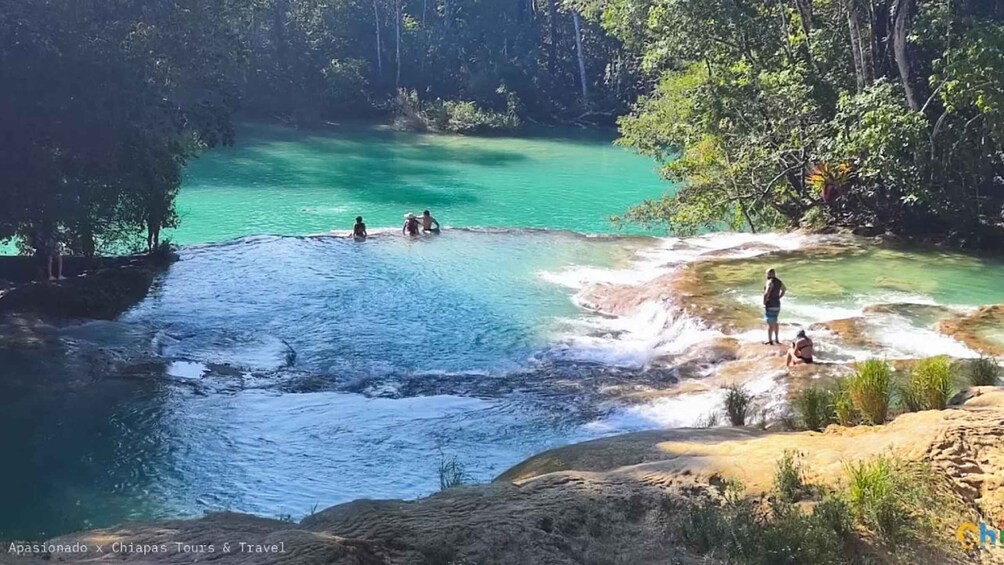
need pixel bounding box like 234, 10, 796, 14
0, 343, 176, 539
191, 137, 503, 207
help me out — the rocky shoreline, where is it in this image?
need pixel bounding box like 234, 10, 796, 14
0, 253, 172, 320
1, 387, 999, 565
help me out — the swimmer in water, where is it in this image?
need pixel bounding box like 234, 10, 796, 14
421, 210, 440, 234
353, 216, 367, 240
402, 212, 421, 236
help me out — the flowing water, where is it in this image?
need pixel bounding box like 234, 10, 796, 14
3, 125, 1004, 541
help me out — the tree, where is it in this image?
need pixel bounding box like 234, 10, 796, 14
598, 0, 1004, 245
0, 0, 247, 255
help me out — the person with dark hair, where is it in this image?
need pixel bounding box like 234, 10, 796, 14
786, 329, 814, 367
402, 212, 421, 236
763, 268, 786, 345
353, 216, 368, 240
421, 210, 440, 234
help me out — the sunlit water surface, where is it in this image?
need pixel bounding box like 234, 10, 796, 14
171, 123, 668, 243
4, 125, 1004, 542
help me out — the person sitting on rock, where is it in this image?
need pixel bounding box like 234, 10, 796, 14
786, 329, 814, 367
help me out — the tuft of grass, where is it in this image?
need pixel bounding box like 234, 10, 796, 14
966, 357, 1001, 386
722, 383, 756, 427
696, 410, 721, 428
844, 457, 906, 539
791, 386, 834, 431
904, 356, 954, 411
848, 359, 891, 424
832, 381, 858, 427
438, 453, 469, 491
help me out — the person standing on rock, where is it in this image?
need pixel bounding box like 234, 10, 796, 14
763, 268, 786, 345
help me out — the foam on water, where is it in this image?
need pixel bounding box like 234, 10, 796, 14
540, 232, 830, 369
166, 361, 209, 380
587, 371, 788, 432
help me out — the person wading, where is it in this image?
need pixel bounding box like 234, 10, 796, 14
402, 212, 421, 236
353, 216, 368, 240
763, 268, 786, 345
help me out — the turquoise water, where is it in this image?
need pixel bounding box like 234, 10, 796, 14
126, 231, 647, 376
170, 123, 668, 244
0, 125, 673, 539
6, 124, 1004, 543
0, 231, 652, 539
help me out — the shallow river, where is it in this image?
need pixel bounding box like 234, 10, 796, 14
2, 126, 1003, 541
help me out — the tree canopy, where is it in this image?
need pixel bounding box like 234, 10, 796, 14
0, 0, 247, 255
2, 0, 1001, 253
0, 0, 636, 254
596, 0, 1004, 245
240, 0, 638, 125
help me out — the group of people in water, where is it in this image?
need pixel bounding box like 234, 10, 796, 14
351, 210, 440, 241
763, 267, 815, 368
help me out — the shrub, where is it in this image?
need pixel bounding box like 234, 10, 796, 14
967, 357, 1001, 386
682, 477, 848, 565
392, 88, 520, 135
722, 383, 756, 426
791, 386, 834, 431
903, 356, 954, 411
845, 457, 905, 539
848, 359, 891, 424
773, 451, 807, 505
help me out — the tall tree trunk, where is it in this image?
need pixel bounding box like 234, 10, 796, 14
395, 0, 402, 87
845, 0, 866, 91
892, 0, 919, 110
792, 0, 814, 37
546, 0, 558, 76
572, 10, 588, 103
272, 0, 289, 78
373, 0, 383, 77
868, 0, 891, 80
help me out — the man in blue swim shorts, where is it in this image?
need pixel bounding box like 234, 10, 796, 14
763, 268, 786, 345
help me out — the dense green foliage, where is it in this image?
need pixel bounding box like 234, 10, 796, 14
0, 1, 248, 255
241, 0, 638, 125
594, 0, 1004, 244
684, 454, 963, 563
